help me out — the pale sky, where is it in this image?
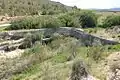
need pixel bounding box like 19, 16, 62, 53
51, 0, 120, 9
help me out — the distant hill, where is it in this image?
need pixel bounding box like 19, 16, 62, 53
0, 0, 72, 16
109, 8, 120, 11
92, 8, 120, 12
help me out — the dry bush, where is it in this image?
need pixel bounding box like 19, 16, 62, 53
71, 60, 89, 80
0, 56, 34, 79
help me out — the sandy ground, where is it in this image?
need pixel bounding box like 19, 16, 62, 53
0, 49, 24, 59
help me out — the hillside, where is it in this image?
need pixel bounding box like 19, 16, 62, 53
0, 1, 120, 80
0, 0, 71, 16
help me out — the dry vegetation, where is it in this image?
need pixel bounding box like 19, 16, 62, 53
0, 34, 119, 80
0, 1, 120, 80
0, 0, 71, 16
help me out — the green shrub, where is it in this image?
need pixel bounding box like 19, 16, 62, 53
50, 53, 68, 63
58, 11, 98, 28
19, 32, 43, 49
102, 15, 120, 28
78, 11, 97, 28
58, 14, 73, 27
40, 16, 63, 28
6, 16, 63, 30
58, 13, 81, 27
23, 43, 42, 56
41, 10, 47, 15
6, 17, 41, 30
109, 44, 120, 51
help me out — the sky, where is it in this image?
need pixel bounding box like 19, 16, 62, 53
51, 0, 120, 9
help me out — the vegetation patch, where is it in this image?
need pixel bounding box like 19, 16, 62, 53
6, 16, 63, 30
102, 15, 120, 28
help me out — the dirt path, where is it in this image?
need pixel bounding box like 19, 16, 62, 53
0, 23, 11, 28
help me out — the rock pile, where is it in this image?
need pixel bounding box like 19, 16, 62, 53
106, 26, 120, 34
107, 52, 120, 80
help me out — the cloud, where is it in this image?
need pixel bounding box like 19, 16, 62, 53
51, 0, 120, 9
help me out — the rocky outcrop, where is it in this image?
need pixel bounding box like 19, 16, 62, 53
0, 38, 24, 52
107, 69, 120, 80
106, 26, 120, 34
0, 27, 119, 52
0, 27, 119, 46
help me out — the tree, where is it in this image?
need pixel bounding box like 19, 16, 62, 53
58, 14, 74, 27
78, 11, 97, 28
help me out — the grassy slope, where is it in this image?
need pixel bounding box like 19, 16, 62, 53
9, 36, 120, 80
